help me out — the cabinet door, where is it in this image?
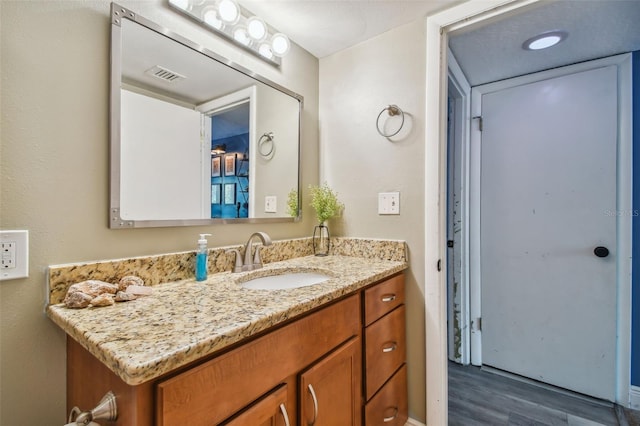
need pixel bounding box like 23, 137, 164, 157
300, 337, 361, 426
223, 384, 291, 426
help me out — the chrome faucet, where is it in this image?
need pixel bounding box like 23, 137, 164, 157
227, 232, 272, 273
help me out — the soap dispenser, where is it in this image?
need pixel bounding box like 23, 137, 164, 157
195, 233, 212, 281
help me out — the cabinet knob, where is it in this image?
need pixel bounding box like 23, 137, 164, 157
382, 342, 398, 353
383, 407, 399, 423
381, 294, 396, 303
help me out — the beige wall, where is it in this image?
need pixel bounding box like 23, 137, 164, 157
0, 1, 318, 423
319, 20, 427, 422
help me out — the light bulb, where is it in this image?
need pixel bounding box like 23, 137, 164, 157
259, 43, 274, 59
271, 33, 290, 57
246, 17, 267, 41
233, 27, 250, 46
218, 0, 239, 24
169, 0, 190, 11
202, 8, 223, 30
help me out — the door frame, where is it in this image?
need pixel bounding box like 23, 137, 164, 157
425, 2, 633, 423
446, 49, 472, 366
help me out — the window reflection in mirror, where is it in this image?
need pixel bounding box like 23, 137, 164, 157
110, 4, 302, 228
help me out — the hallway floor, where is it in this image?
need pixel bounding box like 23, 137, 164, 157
448, 361, 637, 426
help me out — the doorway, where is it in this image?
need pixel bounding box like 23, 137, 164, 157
427, 1, 635, 424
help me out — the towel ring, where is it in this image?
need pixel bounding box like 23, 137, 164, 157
258, 132, 275, 157
376, 105, 405, 138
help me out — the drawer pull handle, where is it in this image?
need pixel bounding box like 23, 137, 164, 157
279, 403, 291, 426
382, 342, 398, 353
307, 384, 319, 426
383, 407, 399, 422
381, 294, 396, 303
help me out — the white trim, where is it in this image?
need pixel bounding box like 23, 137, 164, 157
469, 53, 632, 402
615, 54, 633, 406
405, 418, 426, 426
447, 49, 472, 366
630, 386, 640, 410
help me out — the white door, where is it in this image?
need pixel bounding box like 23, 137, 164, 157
478, 64, 618, 400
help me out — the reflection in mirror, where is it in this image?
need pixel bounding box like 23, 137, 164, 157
110, 4, 302, 228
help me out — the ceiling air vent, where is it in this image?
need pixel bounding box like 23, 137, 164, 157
144, 65, 186, 83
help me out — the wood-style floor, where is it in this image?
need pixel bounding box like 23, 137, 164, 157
448, 361, 638, 426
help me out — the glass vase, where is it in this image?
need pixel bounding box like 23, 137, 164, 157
313, 224, 330, 256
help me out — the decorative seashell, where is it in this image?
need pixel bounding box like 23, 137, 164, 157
90, 293, 115, 307
67, 280, 118, 298
114, 291, 137, 302
118, 275, 144, 292
64, 291, 93, 309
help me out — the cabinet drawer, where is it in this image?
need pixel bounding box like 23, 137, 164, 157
156, 295, 360, 426
364, 365, 408, 426
364, 305, 406, 399
222, 384, 291, 426
364, 274, 404, 326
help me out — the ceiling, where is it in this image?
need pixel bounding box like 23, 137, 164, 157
237, 0, 459, 58
449, 0, 640, 86
236, 1, 639, 86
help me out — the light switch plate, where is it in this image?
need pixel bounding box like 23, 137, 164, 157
378, 192, 400, 215
1, 230, 29, 281
264, 196, 277, 213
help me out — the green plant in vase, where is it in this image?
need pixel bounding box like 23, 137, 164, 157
308, 183, 344, 256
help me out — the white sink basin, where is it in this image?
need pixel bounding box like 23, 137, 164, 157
239, 271, 332, 290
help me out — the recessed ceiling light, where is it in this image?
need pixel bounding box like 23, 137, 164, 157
522, 30, 568, 51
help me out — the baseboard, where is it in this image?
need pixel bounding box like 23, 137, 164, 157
405, 418, 426, 426
630, 385, 640, 410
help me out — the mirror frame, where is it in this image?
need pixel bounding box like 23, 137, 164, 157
110, 3, 303, 228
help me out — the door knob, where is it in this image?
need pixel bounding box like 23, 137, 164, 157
594, 246, 609, 258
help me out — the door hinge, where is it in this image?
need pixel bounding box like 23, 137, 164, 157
473, 116, 483, 131
476, 317, 482, 332
447, 240, 454, 248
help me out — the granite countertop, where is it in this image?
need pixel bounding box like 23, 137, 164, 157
47, 254, 406, 386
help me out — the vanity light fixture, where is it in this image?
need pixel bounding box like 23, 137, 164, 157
168, 0, 291, 66
522, 30, 568, 51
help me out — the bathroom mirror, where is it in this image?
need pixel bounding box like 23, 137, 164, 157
110, 4, 302, 228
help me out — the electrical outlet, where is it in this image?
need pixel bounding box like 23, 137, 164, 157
1, 242, 16, 268
378, 192, 400, 215
265, 196, 277, 213
0, 230, 28, 281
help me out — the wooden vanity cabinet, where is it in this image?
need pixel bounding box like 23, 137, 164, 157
66, 273, 407, 426
362, 274, 408, 425
156, 295, 360, 426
